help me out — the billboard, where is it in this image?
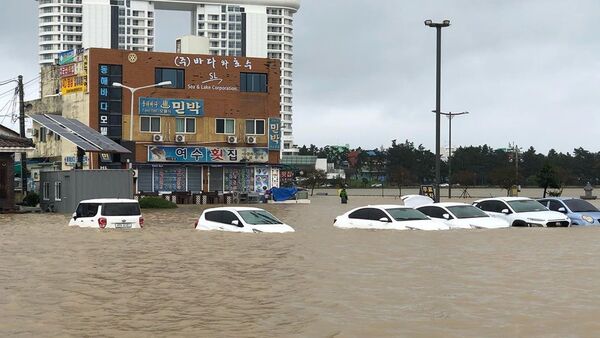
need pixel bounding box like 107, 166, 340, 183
148, 146, 269, 164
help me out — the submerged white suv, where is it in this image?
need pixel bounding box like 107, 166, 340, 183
69, 198, 144, 229
473, 197, 570, 227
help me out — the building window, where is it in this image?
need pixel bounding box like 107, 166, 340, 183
54, 182, 62, 201
155, 68, 184, 89
140, 116, 161, 133
245, 119, 265, 135
176, 117, 196, 133
215, 118, 235, 134
240, 73, 267, 93
43, 182, 50, 200
39, 127, 47, 142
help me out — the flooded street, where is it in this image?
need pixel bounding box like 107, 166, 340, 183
2, 195, 600, 337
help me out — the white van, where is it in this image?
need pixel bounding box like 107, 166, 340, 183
69, 198, 144, 229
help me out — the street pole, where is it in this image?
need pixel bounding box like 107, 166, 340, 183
18, 75, 27, 195
425, 20, 450, 202
438, 111, 468, 199
112, 81, 171, 141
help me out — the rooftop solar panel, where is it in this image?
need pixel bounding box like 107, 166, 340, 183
29, 114, 130, 154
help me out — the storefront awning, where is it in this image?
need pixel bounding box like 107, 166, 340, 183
29, 114, 130, 154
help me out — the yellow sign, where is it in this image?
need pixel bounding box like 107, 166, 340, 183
60, 75, 87, 95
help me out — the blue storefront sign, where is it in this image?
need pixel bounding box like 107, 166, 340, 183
139, 97, 204, 116
268, 118, 281, 151
148, 146, 269, 163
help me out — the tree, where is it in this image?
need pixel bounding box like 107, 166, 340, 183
387, 164, 414, 197
536, 163, 561, 198
489, 167, 516, 196
303, 169, 327, 196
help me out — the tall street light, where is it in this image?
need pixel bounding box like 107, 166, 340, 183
112, 81, 172, 141
440, 111, 468, 198
425, 19, 450, 202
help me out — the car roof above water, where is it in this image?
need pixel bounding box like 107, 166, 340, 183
203, 206, 267, 213
78, 198, 139, 204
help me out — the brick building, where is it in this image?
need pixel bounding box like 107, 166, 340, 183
31, 48, 282, 194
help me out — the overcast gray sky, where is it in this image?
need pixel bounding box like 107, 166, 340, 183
1, 0, 599, 153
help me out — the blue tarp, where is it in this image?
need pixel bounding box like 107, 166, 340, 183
271, 187, 298, 202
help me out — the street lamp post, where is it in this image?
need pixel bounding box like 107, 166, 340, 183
440, 111, 468, 198
112, 81, 172, 141
425, 19, 450, 202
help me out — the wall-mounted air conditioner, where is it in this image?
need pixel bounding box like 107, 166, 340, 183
175, 134, 185, 143
246, 136, 257, 144
152, 134, 164, 142
227, 136, 237, 144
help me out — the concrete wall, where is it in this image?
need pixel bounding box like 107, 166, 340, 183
39, 169, 134, 213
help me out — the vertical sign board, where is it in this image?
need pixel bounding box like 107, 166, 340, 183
98, 65, 123, 141
268, 118, 281, 151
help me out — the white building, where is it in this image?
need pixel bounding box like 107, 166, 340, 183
37, 0, 300, 154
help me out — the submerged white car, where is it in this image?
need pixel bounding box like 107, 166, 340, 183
333, 205, 449, 231
473, 197, 571, 227
195, 207, 295, 233
69, 198, 143, 229
417, 203, 510, 229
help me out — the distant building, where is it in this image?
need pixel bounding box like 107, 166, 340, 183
37, 0, 300, 154
29, 48, 282, 194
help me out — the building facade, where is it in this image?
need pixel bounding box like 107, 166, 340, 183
30, 48, 282, 194
37, 0, 300, 154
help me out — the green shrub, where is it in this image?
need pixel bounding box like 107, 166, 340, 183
22, 192, 40, 207
139, 196, 177, 209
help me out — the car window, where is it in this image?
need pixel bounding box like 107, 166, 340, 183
348, 208, 370, 220
368, 208, 390, 221
238, 210, 282, 225
385, 208, 430, 221
547, 200, 564, 212
101, 203, 141, 216
447, 205, 489, 219
205, 210, 241, 226
538, 199, 549, 208
476, 200, 494, 212
507, 200, 547, 213
564, 199, 598, 212
418, 206, 446, 219
76, 203, 100, 217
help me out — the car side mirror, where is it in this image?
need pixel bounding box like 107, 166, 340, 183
443, 213, 450, 220
231, 220, 241, 227
501, 209, 510, 214
72, 212, 77, 220
379, 217, 391, 223
558, 207, 566, 213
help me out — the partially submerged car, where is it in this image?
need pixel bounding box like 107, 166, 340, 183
69, 198, 143, 229
538, 197, 600, 226
473, 197, 570, 227
417, 203, 510, 229
333, 205, 449, 231
195, 207, 295, 233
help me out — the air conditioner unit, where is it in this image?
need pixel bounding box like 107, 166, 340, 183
175, 134, 185, 143
227, 135, 237, 144
27, 128, 38, 137
152, 134, 164, 142
246, 136, 257, 144
132, 169, 138, 178
31, 169, 41, 182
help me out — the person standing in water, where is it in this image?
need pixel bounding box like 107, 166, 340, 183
339, 188, 348, 204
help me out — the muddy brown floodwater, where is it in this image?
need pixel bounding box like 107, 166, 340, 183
2, 195, 600, 337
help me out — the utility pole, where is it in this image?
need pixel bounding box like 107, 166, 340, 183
18, 75, 27, 195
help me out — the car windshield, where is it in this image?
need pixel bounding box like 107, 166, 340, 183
446, 205, 489, 219
102, 203, 141, 216
385, 208, 429, 221
564, 199, 599, 212
507, 200, 547, 213
238, 210, 283, 225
